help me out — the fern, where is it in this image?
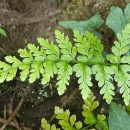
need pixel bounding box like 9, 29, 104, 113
54, 106, 82, 130
1, 24, 130, 105
41, 93, 108, 130
41, 107, 82, 130
82, 93, 108, 130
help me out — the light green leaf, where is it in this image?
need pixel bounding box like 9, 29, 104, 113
41, 61, 56, 85
73, 63, 92, 99
41, 118, 60, 130
18, 49, 32, 58
5, 56, 22, 67
56, 62, 72, 95
121, 56, 130, 63
37, 37, 45, 46
70, 115, 76, 126
38, 38, 59, 60
27, 44, 39, 52
0, 27, 6, 36
83, 111, 96, 125
112, 46, 120, 57
55, 30, 75, 61
19, 64, 30, 81
6, 68, 17, 81
114, 66, 130, 105
96, 114, 108, 130
54, 106, 82, 130
75, 121, 82, 129
29, 62, 43, 83
92, 65, 115, 103
106, 54, 119, 64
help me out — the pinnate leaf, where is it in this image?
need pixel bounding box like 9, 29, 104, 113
73, 63, 92, 99
92, 65, 115, 103
56, 62, 72, 95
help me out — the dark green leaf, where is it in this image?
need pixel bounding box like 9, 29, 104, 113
106, 3, 130, 34
109, 102, 130, 130
59, 14, 104, 34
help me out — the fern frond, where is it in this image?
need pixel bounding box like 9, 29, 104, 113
0, 24, 130, 105
82, 93, 99, 125
82, 93, 108, 130
41, 93, 108, 130
54, 106, 82, 130
107, 24, 130, 105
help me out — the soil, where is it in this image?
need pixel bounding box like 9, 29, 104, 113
0, 0, 130, 129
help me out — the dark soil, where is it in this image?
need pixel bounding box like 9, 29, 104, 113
0, 0, 130, 129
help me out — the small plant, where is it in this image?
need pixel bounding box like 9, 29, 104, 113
106, 3, 130, 34
41, 94, 130, 130
0, 24, 130, 105
59, 3, 130, 38
0, 27, 6, 37
59, 14, 104, 38
41, 93, 108, 130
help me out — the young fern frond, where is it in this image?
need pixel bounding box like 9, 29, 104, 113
0, 24, 130, 105
54, 106, 82, 130
41, 106, 82, 130
41, 93, 108, 130
82, 93, 108, 130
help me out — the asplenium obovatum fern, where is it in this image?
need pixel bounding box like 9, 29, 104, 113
0, 24, 130, 105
